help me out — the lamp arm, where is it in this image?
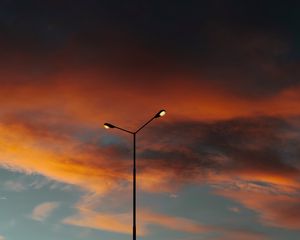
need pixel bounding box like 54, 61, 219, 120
135, 116, 156, 134
114, 126, 134, 134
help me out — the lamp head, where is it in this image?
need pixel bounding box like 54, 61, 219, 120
104, 123, 115, 129
154, 109, 166, 118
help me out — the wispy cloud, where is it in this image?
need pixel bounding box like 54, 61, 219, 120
31, 202, 59, 222
216, 186, 300, 230
210, 228, 269, 240
3, 180, 26, 192
228, 206, 240, 213
62, 208, 212, 236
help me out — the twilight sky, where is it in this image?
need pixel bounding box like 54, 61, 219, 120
0, 1, 300, 240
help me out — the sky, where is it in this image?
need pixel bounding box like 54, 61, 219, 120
0, 0, 300, 239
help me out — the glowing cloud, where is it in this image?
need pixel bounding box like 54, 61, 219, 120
31, 202, 60, 222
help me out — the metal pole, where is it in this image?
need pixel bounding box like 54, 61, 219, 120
133, 133, 136, 240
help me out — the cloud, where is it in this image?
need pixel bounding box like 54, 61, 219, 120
31, 202, 60, 222
0, 236, 6, 240
1, 1, 299, 103
137, 116, 300, 230
3, 180, 26, 192
0, 121, 130, 194
216, 186, 300, 230
140, 210, 212, 234
62, 190, 212, 236
139, 116, 300, 188
1, 62, 300, 131
228, 206, 240, 213
63, 210, 133, 235
63, 208, 211, 236
210, 228, 269, 240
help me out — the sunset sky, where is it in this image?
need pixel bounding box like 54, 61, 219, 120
0, 1, 300, 240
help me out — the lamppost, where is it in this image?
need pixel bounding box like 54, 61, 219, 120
104, 109, 166, 240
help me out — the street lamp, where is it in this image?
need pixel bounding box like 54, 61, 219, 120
104, 109, 166, 240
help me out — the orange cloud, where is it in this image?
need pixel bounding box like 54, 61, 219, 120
216, 185, 300, 230
1, 66, 300, 129
31, 202, 60, 222
62, 207, 211, 236
0, 122, 128, 194
62, 210, 134, 235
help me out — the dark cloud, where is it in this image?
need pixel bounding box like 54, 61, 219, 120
135, 115, 300, 229
1, 0, 300, 98
138, 116, 300, 184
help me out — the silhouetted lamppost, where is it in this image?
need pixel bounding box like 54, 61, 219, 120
104, 109, 166, 240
